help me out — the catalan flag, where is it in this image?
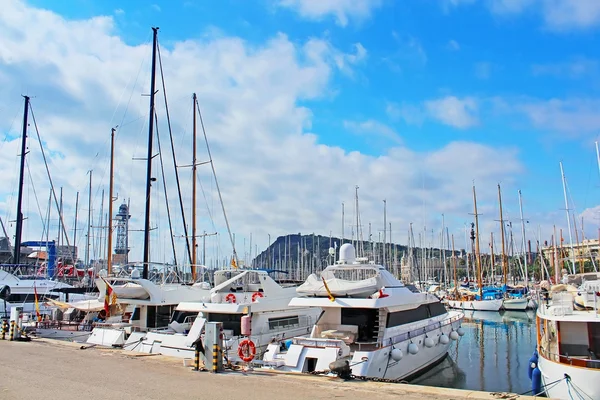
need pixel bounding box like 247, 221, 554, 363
33, 282, 41, 321
100, 277, 117, 318
321, 277, 335, 302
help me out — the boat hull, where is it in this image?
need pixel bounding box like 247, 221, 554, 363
35, 328, 91, 342
502, 298, 528, 311
538, 352, 599, 399
446, 299, 502, 311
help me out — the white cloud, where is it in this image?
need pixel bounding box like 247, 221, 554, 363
151, 4, 161, 12
474, 61, 493, 79
114, 8, 125, 15
447, 39, 460, 51
514, 98, 600, 135
448, 0, 600, 31
343, 120, 402, 144
277, 0, 383, 27
532, 57, 599, 78
0, 0, 528, 265
387, 96, 479, 129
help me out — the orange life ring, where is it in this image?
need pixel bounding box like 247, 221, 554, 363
251, 292, 264, 302
225, 293, 237, 303
237, 339, 256, 362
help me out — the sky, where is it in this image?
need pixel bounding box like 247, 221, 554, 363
1, 0, 599, 266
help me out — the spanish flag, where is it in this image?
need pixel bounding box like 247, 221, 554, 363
231, 257, 238, 269
101, 277, 117, 318
33, 283, 41, 321
321, 277, 335, 302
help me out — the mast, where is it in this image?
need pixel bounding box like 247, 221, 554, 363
383, 199, 387, 267
498, 184, 508, 287
191, 93, 198, 281
452, 234, 458, 296
559, 162, 576, 274
490, 232, 495, 283
73, 191, 79, 256
472, 185, 483, 298
518, 189, 528, 285
85, 170, 92, 267
107, 127, 116, 275
355, 186, 360, 256
142, 27, 159, 280
341, 202, 345, 245
13, 95, 30, 265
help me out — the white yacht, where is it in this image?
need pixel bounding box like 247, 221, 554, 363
0, 269, 94, 316
261, 244, 465, 380
531, 279, 600, 399
122, 269, 321, 361
85, 272, 211, 347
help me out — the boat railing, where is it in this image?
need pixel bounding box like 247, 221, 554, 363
383, 313, 463, 348
293, 337, 346, 348
36, 320, 94, 331
539, 347, 600, 369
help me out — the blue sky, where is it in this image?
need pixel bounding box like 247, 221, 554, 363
1, 0, 599, 262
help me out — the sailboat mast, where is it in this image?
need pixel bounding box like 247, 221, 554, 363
383, 199, 387, 266
518, 189, 528, 285
73, 191, 79, 253
13, 95, 30, 265
472, 185, 483, 298
498, 184, 508, 287
191, 93, 198, 281
85, 170, 92, 267
490, 232, 495, 283
452, 234, 457, 296
559, 162, 576, 274
107, 128, 116, 275
142, 27, 159, 279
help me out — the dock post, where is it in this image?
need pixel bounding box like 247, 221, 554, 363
9, 320, 15, 341
194, 342, 200, 371
10, 307, 22, 340
1, 319, 7, 340
205, 321, 224, 373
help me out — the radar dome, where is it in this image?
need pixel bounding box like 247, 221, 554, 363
338, 243, 356, 264
130, 268, 141, 279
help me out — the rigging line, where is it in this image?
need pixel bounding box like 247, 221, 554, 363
157, 40, 192, 265
28, 102, 77, 265
154, 111, 179, 269
0, 104, 22, 154
25, 159, 47, 238
195, 99, 238, 262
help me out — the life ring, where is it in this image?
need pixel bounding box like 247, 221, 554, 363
237, 339, 256, 362
225, 293, 237, 303
251, 292, 264, 302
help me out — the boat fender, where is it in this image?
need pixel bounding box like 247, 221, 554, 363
241, 315, 252, 336
237, 339, 256, 363
391, 348, 403, 361
424, 337, 435, 348
527, 352, 538, 380
408, 343, 419, 355
439, 334, 450, 345
457, 327, 465, 336
329, 359, 351, 379
449, 331, 459, 340
225, 293, 237, 303
531, 366, 542, 395
252, 292, 264, 302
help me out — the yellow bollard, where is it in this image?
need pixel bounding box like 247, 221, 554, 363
212, 344, 218, 373
9, 320, 15, 341
194, 346, 200, 371
1, 320, 7, 340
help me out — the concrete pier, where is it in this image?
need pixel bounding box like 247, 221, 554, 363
0, 339, 541, 400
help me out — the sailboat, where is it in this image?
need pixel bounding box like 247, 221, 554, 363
446, 185, 502, 312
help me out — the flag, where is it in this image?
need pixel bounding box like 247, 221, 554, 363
231, 257, 238, 269
33, 283, 41, 321
321, 277, 335, 302
100, 277, 117, 318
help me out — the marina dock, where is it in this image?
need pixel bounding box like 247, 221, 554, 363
0, 339, 542, 400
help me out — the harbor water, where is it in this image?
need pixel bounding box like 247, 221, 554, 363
411, 310, 536, 394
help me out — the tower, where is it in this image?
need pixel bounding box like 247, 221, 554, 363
114, 202, 131, 264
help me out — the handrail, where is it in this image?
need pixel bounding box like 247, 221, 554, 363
539, 346, 600, 369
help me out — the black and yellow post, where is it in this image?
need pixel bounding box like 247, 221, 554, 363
9, 320, 15, 341
1, 320, 7, 340
194, 344, 200, 371
212, 344, 218, 373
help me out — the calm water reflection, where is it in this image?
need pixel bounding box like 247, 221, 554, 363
411, 310, 536, 394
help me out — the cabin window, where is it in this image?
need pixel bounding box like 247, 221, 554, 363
559, 321, 589, 357
146, 305, 174, 328
131, 307, 140, 321
208, 313, 242, 336
589, 322, 600, 359
268, 316, 299, 330
171, 310, 197, 324
386, 302, 447, 328
7, 293, 59, 302
341, 308, 378, 342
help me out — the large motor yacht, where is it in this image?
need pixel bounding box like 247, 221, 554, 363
261, 244, 465, 380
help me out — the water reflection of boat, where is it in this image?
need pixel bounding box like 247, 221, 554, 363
501, 310, 534, 323
410, 354, 466, 388
462, 310, 504, 323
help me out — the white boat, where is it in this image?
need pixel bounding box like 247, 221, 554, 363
502, 297, 528, 311
85, 272, 212, 347
530, 279, 600, 399
446, 298, 503, 311
122, 269, 321, 361
0, 269, 95, 316
261, 244, 465, 380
